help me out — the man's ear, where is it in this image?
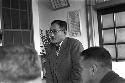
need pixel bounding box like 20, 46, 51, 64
89, 64, 97, 76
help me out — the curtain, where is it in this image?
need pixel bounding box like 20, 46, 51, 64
85, 0, 110, 47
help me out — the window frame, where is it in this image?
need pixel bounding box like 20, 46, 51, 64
97, 4, 125, 62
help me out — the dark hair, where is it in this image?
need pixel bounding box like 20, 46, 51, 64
0, 45, 41, 82
81, 47, 112, 68
51, 20, 67, 31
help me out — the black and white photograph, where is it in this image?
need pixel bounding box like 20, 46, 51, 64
0, 0, 125, 83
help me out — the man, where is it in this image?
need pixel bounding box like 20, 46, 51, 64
0, 45, 42, 83
45, 20, 84, 83
80, 47, 125, 83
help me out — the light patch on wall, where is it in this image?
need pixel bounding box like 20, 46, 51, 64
32, 0, 41, 55
112, 61, 125, 78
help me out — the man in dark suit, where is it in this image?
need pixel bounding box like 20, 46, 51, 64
80, 47, 125, 83
44, 20, 84, 83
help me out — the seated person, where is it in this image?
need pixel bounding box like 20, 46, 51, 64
80, 47, 125, 83
0, 45, 42, 83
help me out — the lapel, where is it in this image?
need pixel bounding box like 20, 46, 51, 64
55, 37, 69, 68
48, 37, 69, 69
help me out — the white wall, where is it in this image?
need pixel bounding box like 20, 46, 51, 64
38, 0, 88, 49
38, 0, 52, 31
32, 0, 41, 55
112, 62, 125, 78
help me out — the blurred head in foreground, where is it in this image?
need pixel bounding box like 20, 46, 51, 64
80, 47, 125, 83
0, 45, 42, 83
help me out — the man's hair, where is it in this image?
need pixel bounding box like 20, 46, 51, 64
81, 47, 112, 69
0, 45, 41, 82
51, 20, 67, 31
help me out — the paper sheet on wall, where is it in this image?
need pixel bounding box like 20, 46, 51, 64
67, 10, 81, 37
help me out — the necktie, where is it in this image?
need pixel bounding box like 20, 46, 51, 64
55, 43, 60, 56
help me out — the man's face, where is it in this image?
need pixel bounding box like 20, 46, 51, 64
49, 23, 65, 43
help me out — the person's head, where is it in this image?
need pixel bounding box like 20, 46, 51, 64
80, 47, 112, 83
0, 45, 42, 83
49, 20, 67, 43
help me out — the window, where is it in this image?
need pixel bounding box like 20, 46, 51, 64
93, 0, 125, 78
97, 3, 125, 61
2, 0, 33, 46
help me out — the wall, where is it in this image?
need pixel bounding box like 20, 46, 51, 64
38, 0, 88, 49
38, 0, 52, 31
32, 0, 41, 55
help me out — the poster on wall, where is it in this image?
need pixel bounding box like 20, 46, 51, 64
67, 10, 81, 37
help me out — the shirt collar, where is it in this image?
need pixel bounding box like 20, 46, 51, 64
59, 40, 63, 47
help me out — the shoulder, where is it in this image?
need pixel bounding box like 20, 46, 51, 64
115, 77, 125, 83
66, 37, 84, 51
67, 37, 82, 44
100, 71, 125, 83
117, 76, 125, 83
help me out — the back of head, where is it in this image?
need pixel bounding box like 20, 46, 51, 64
81, 47, 112, 69
51, 20, 67, 31
0, 45, 41, 83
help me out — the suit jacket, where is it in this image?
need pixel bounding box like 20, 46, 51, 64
45, 37, 84, 83
99, 71, 125, 83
